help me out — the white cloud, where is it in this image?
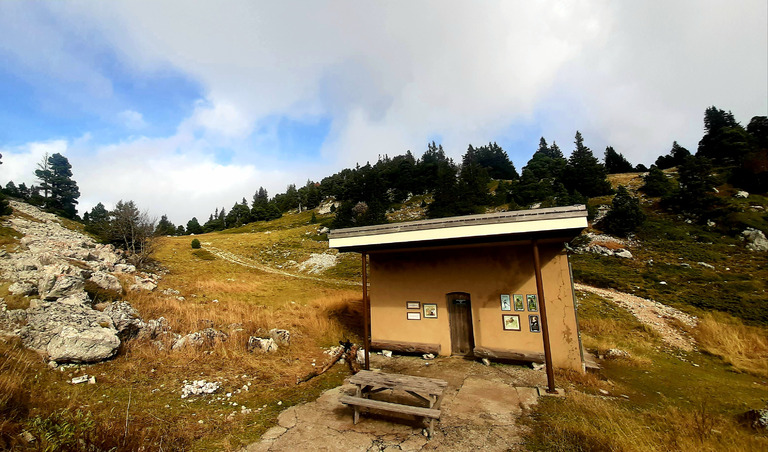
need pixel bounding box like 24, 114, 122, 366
1, 0, 766, 220
118, 110, 147, 130
1, 140, 69, 187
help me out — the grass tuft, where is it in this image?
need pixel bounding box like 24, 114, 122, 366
693, 312, 768, 377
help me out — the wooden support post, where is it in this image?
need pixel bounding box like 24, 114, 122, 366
362, 252, 370, 371
532, 239, 557, 394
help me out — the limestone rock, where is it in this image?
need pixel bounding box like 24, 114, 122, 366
47, 325, 120, 363
172, 328, 227, 350
58, 291, 91, 306
104, 301, 145, 339
605, 348, 630, 359
247, 336, 277, 353
743, 228, 768, 252
89, 272, 123, 293
19, 302, 117, 359
137, 317, 171, 340
8, 281, 37, 296
743, 408, 768, 431
129, 275, 157, 292
39, 274, 85, 301
114, 263, 136, 273
269, 328, 291, 346
614, 249, 633, 259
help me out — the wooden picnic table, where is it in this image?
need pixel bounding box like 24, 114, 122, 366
339, 370, 448, 437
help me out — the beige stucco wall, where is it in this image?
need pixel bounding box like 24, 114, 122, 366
369, 242, 583, 371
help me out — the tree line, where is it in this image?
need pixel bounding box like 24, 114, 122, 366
2, 105, 766, 249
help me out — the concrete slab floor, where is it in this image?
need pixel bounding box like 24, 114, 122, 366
242, 355, 548, 451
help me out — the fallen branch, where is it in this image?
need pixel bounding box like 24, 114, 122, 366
297, 340, 360, 384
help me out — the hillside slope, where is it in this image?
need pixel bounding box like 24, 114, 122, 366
1, 188, 766, 450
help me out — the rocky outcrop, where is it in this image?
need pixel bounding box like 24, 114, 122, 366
104, 301, 145, 339
172, 328, 228, 350
10, 302, 120, 363
743, 228, 768, 252
248, 336, 278, 352
0, 201, 161, 363
270, 328, 291, 346
89, 271, 123, 293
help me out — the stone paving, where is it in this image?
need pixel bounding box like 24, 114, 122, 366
242, 355, 545, 451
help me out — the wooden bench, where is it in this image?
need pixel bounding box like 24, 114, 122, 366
340, 370, 448, 437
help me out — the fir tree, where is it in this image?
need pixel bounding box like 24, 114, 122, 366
641, 166, 674, 197
604, 146, 634, 173
655, 141, 691, 169
186, 217, 203, 235
35, 153, 80, 218
602, 185, 645, 237
563, 132, 612, 198
0, 154, 12, 216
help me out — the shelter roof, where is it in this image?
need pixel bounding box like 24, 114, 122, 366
329, 205, 588, 253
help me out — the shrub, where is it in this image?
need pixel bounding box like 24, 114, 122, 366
641, 165, 674, 197
190, 238, 201, 249
602, 185, 646, 237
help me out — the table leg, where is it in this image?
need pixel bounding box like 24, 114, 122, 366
354, 385, 362, 424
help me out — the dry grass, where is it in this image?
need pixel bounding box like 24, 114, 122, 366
693, 312, 768, 377
526, 390, 768, 452
0, 211, 366, 450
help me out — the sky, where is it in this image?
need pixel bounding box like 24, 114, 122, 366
0, 1, 766, 225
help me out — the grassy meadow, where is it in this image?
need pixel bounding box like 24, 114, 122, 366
2, 210, 366, 450
1, 173, 767, 450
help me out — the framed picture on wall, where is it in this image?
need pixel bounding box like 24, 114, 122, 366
513, 294, 525, 311
407, 312, 421, 320
529, 315, 541, 333
502, 314, 521, 331
406, 301, 420, 309
423, 303, 438, 318
527, 294, 539, 312
500, 294, 511, 311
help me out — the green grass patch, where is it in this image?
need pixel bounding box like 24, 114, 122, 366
192, 249, 216, 260
572, 207, 768, 325
0, 225, 22, 248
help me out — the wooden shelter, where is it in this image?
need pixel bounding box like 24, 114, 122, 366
329, 205, 589, 392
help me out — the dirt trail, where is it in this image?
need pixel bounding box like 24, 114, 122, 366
203, 245, 359, 286
574, 283, 698, 351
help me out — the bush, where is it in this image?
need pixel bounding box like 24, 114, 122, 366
641, 166, 674, 197
191, 238, 201, 249
602, 185, 646, 237
0, 193, 12, 216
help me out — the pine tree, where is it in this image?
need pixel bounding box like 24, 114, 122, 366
516, 137, 568, 205
697, 106, 752, 166
641, 166, 674, 197
85, 202, 110, 238
155, 215, 177, 236
655, 141, 691, 169
473, 142, 518, 180
602, 185, 645, 237
186, 217, 203, 235
563, 132, 612, 198
0, 154, 12, 216
663, 155, 719, 219
604, 146, 634, 173
35, 153, 80, 218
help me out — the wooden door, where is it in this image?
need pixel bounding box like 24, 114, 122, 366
447, 292, 474, 356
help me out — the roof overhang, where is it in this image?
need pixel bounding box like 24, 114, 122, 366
329, 205, 588, 253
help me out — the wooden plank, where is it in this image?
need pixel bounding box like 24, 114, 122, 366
349, 371, 447, 394
370, 340, 440, 355
339, 395, 441, 419
473, 346, 545, 363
